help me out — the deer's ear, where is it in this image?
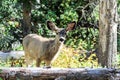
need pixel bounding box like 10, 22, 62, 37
47, 21, 58, 31
66, 21, 76, 31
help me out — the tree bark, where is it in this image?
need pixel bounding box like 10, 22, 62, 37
0, 68, 120, 80
22, 0, 32, 37
98, 0, 118, 68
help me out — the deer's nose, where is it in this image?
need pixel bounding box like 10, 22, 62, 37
59, 38, 65, 42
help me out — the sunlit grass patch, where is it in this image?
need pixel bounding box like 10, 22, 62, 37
52, 46, 98, 68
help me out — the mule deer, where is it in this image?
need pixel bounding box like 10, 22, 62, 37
23, 21, 76, 67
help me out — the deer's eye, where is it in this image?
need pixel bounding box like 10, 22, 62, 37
64, 32, 67, 35
61, 31, 66, 35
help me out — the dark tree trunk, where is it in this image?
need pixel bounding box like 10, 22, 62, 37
98, 0, 118, 68
22, 0, 32, 37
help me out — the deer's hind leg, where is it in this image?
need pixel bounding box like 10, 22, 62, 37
25, 52, 34, 67
25, 57, 34, 67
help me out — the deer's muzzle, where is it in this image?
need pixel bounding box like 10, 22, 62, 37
59, 38, 65, 42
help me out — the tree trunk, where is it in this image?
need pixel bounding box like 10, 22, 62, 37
98, 0, 118, 68
22, 0, 32, 37
0, 68, 120, 80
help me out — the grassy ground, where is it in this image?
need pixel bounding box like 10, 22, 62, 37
0, 46, 99, 68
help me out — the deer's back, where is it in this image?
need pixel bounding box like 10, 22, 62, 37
23, 34, 53, 59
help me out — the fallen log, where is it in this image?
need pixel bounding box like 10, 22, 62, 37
0, 51, 24, 61
0, 68, 120, 80
0, 51, 25, 67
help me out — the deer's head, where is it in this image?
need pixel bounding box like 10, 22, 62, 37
47, 21, 76, 43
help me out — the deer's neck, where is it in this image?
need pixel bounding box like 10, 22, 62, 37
48, 37, 63, 58
53, 37, 63, 52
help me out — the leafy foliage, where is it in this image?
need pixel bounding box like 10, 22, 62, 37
0, 0, 22, 51
117, 0, 120, 52
0, 0, 119, 68
0, 0, 99, 51
118, 30, 120, 52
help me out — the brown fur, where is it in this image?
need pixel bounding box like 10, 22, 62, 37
23, 21, 76, 67
23, 34, 62, 67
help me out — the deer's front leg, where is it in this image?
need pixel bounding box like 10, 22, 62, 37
36, 58, 41, 67
44, 60, 51, 68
